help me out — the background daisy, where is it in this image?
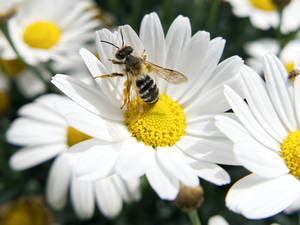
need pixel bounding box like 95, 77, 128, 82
52, 12, 243, 201
244, 37, 300, 75
0, 30, 50, 98
225, 0, 300, 33
216, 53, 300, 219
6, 93, 141, 220
8, 0, 102, 66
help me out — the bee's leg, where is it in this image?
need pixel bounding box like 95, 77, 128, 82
93, 73, 124, 79
108, 59, 124, 65
142, 50, 147, 60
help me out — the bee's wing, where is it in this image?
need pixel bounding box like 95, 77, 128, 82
144, 61, 188, 85
126, 72, 143, 123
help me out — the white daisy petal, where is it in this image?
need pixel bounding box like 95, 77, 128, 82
65, 111, 130, 142
112, 175, 141, 203
70, 175, 95, 220
240, 65, 288, 141
226, 174, 300, 219
263, 54, 297, 132
294, 76, 300, 128
178, 37, 225, 105
46, 154, 71, 210
146, 153, 180, 200
121, 25, 144, 56
15, 69, 47, 98
140, 12, 167, 93
185, 114, 225, 137
51, 74, 123, 121
9, 143, 67, 170
72, 144, 118, 178
116, 143, 155, 180
94, 176, 123, 219
34, 93, 67, 110
96, 29, 120, 70
189, 161, 230, 185
157, 146, 199, 187
284, 195, 300, 214
18, 102, 66, 126
199, 56, 244, 96
165, 15, 191, 70
177, 136, 240, 165
8, 0, 100, 65
224, 85, 280, 151
79, 47, 124, 106
166, 31, 210, 102
216, 115, 263, 148
208, 215, 229, 225
184, 76, 241, 118
6, 118, 67, 146
234, 141, 289, 178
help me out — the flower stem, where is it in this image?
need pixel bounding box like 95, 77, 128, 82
188, 209, 201, 225
207, 0, 219, 36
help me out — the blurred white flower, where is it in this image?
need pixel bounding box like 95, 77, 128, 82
225, 0, 300, 34
216, 53, 300, 219
0, 31, 50, 98
208, 215, 229, 225
244, 38, 280, 74
52, 12, 243, 200
8, 0, 102, 66
279, 39, 300, 72
0, 0, 28, 19
244, 38, 300, 74
6, 93, 141, 220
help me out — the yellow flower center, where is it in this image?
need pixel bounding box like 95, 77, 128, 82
280, 130, 300, 179
0, 91, 9, 115
67, 127, 93, 147
23, 22, 60, 49
1, 203, 45, 225
124, 94, 186, 149
0, 58, 25, 77
249, 0, 276, 11
285, 62, 294, 74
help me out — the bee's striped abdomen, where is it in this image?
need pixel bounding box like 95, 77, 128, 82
136, 75, 159, 104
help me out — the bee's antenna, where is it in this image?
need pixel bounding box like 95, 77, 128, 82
101, 40, 119, 49
120, 28, 124, 48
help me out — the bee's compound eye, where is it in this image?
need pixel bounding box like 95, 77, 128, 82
115, 51, 125, 59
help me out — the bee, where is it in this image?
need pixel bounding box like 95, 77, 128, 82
288, 69, 300, 80
94, 29, 188, 123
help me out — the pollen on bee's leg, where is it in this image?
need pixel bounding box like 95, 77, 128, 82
121, 80, 129, 109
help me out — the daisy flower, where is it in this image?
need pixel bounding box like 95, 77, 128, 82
0, 0, 28, 22
243, 38, 280, 74
225, 0, 300, 34
6, 93, 141, 220
52, 12, 243, 200
0, 31, 50, 98
8, 0, 102, 66
215, 53, 300, 219
244, 37, 300, 74
279, 39, 300, 72
208, 215, 229, 225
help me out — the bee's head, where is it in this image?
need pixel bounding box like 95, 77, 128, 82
115, 46, 133, 60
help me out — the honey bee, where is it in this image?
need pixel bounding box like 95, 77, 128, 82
288, 69, 300, 80
94, 29, 188, 123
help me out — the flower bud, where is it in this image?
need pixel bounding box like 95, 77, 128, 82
272, 0, 291, 8
174, 183, 204, 213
